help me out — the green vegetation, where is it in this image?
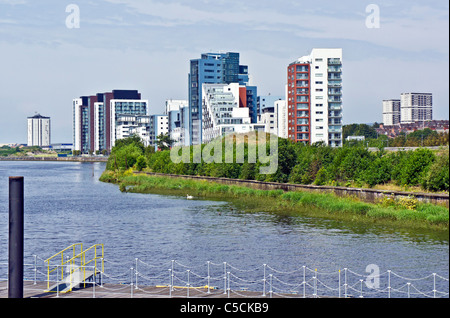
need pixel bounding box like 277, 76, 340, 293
100, 171, 449, 230
344, 124, 449, 148
101, 134, 448, 229
0, 145, 53, 157
105, 134, 449, 193
156, 133, 175, 151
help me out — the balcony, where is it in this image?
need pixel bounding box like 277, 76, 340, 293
328, 111, 342, 118
328, 134, 342, 141
296, 81, 309, 87
328, 82, 342, 88
328, 59, 342, 65
328, 67, 342, 73
328, 75, 342, 81
328, 119, 342, 125
297, 119, 309, 125
329, 104, 342, 110
328, 127, 342, 133
328, 90, 342, 95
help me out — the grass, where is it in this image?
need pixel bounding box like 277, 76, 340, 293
100, 170, 449, 231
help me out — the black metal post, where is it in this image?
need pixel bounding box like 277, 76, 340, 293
9, 176, 24, 298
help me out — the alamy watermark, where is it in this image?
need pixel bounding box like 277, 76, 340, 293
365, 4, 381, 29
365, 264, 381, 289
65, 4, 80, 29
170, 132, 279, 175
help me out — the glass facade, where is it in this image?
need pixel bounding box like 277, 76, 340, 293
327, 58, 343, 147
188, 52, 253, 145
73, 90, 146, 154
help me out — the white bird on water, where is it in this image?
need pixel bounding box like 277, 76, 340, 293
186, 194, 194, 200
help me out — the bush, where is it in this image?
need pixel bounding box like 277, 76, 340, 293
399, 149, 435, 186
112, 134, 447, 193
421, 149, 449, 192
135, 155, 147, 171
397, 196, 419, 211
363, 156, 392, 187
314, 167, 328, 186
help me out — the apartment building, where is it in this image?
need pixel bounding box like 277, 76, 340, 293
73, 90, 149, 154
382, 99, 401, 126
27, 113, 51, 147
187, 52, 257, 145
400, 93, 433, 124
287, 48, 343, 147
201, 83, 264, 144
149, 114, 169, 149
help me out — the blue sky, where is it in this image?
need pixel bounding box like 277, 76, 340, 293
0, 0, 448, 143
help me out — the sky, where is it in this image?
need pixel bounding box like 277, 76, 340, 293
0, 0, 448, 144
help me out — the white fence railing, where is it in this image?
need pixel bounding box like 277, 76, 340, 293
1, 256, 448, 298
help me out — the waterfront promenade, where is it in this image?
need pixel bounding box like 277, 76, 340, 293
0, 281, 305, 298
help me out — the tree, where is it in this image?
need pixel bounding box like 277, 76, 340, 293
106, 135, 145, 171
399, 148, 435, 186
135, 155, 147, 171
156, 133, 175, 151
421, 149, 449, 192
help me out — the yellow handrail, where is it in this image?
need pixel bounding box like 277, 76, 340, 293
45, 243, 83, 289
65, 244, 104, 288
45, 244, 104, 292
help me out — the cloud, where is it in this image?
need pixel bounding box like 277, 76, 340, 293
0, 0, 27, 4
0, 0, 448, 143
101, 0, 448, 54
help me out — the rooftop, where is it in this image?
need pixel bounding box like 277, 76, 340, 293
28, 113, 50, 119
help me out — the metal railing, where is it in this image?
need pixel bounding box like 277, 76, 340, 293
44, 244, 104, 293
1, 255, 448, 298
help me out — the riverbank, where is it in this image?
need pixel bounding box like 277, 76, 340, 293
100, 170, 449, 231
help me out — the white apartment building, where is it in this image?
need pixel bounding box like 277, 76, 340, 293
382, 99, 401, 126
27, 114, 51, 147
115, 115, 151, 147
149, 115, 169, 149
287, 48, 343, 147
166, 99, 188, 147
202, 83, 263, 144
73, 90, 148, 154
166, 99, 188, 114
400, 93, 433, 124
259, 110, 277, 136
110, 99, 149, 148
275, 99, 288, 139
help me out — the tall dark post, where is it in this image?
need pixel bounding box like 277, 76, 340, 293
9, 176, 24, 298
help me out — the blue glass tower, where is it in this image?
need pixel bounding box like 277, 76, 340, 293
187, 52, 253, 145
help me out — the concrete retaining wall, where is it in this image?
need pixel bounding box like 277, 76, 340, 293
142, 172, 449, 208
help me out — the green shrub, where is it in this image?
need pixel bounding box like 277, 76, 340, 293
421, 150, 449, 192
399, 149, 435, 186
135, 155, 147, 171
363, 156, 392, 187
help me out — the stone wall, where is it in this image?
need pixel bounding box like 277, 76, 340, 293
142, 172, 449, 208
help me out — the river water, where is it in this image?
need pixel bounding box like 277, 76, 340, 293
0, 161, 448, 298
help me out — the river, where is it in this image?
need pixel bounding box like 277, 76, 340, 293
0, 161, 448, 298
